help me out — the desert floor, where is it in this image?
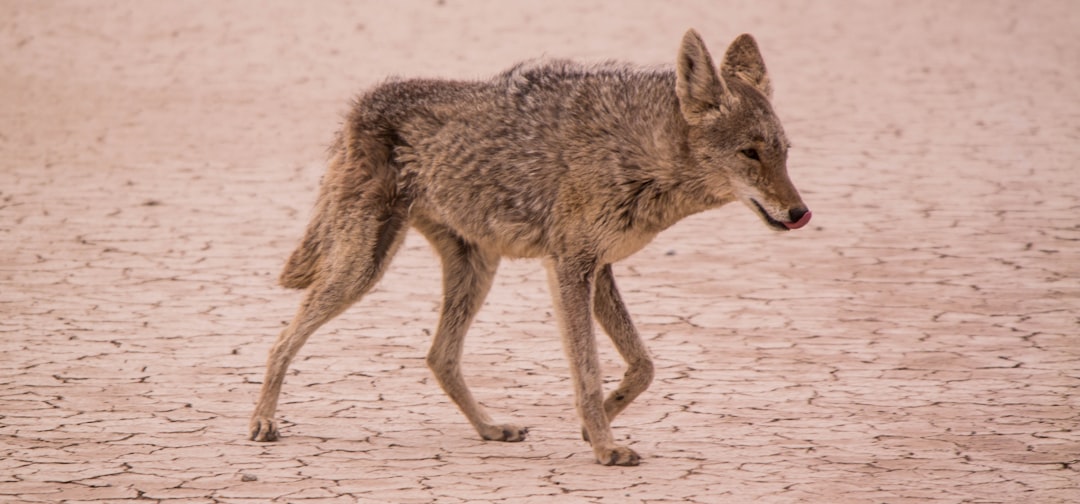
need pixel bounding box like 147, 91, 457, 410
2, 1, 1078, 503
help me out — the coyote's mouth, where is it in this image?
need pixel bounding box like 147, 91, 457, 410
751, 199, 791, 232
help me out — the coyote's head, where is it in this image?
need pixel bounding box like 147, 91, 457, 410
676, 30, 811, 231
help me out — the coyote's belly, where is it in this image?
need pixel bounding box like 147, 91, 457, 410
404, 161, 560, 258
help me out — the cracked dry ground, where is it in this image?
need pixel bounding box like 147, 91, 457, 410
2, 1, 1078, 503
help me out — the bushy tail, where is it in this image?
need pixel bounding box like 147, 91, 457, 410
278, 110, 402, 290
279, 205, 326, 289
278, 145, 342, 290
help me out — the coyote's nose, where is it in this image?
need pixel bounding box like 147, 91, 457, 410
784, 207, 812, 230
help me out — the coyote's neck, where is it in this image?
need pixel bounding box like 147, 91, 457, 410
616, 98, 735, 234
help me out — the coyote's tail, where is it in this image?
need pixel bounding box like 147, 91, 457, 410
279, 205, 326, 289
278, 146, 346, 291
278, 109, 402, 290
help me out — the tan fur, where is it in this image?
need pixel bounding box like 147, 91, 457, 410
250, 29, 810, 466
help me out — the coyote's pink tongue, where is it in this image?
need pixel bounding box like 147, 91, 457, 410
784, 210, 812, 230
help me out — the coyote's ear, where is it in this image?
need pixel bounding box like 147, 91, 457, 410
676, 29, 731, 123
721, 34, 772, 99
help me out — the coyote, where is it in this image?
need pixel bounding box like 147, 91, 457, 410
250, 29, 811, 466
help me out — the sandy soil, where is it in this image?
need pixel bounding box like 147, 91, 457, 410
2, 1, 1078, 502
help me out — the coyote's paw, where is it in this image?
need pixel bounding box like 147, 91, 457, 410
249, 416, 279, 442
479, 423, 529, 442
596, 445, 641, 466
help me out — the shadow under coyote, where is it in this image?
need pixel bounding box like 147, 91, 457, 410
250, 29, 811, 466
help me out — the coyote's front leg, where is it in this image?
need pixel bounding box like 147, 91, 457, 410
593, 264, 655, 420
547, 256, 641, 466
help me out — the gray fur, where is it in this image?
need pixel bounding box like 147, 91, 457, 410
252, 29, 810, 466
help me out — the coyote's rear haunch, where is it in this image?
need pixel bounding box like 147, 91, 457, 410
250, 29, 810, 466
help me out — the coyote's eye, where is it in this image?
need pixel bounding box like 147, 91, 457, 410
740, 148, 760, 161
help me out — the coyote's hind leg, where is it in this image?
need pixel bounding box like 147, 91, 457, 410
250, 199, 408, 442
420, 223, 528, 442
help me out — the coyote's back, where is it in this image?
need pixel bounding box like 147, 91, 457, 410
256, 29, 811, 467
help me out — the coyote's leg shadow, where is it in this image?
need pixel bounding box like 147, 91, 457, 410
250, 194, 409, 442
418, 220, 529, 442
